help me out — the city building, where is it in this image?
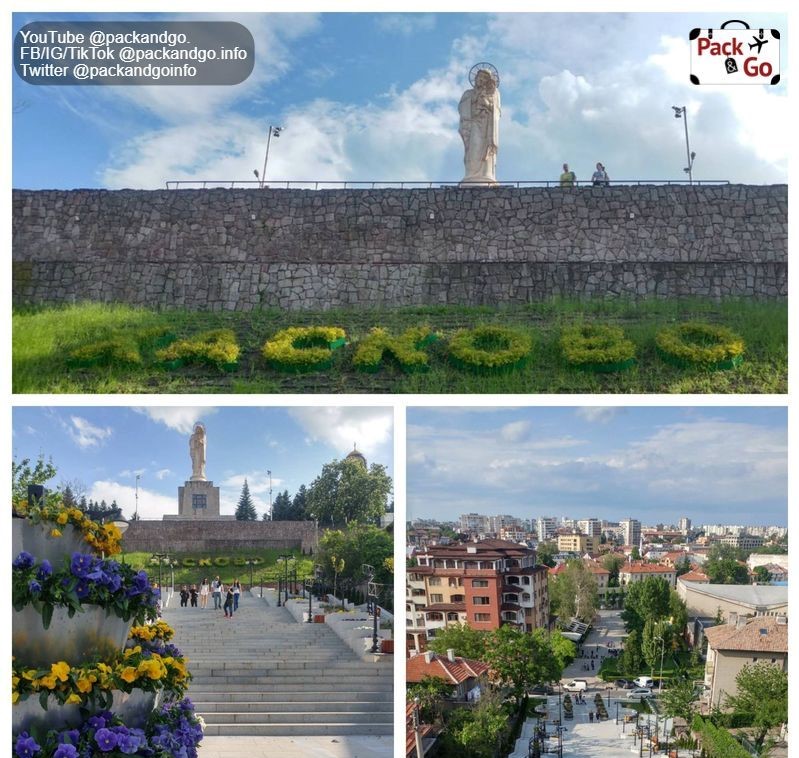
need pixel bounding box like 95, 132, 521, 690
703, 614, 788, 710
499, 526, 527, 543
406, 649, 490, 701
536, 516, 558, 542
620, 518, 641, 548
578, 518, 602, 538
406, 539, 550, 653
557, 532, 598, 554
747, 553, 789, 573
679, 516, 692, 535
618, 562, 677, 588
677, 582, 788, 622
718, 533, 765, 551
459, 513, 488, 534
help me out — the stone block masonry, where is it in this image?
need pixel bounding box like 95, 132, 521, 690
122, 519, 317, 554
12, 185, 787, 309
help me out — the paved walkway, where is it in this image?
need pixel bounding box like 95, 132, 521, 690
198, 735, 392, 757
523, 695, 671, 758
562, 609, 627, 687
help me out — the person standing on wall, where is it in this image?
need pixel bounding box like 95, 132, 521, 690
560, 163, 576, 187
591, 162, 609, 186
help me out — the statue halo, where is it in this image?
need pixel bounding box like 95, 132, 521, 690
469, 62, 500, 88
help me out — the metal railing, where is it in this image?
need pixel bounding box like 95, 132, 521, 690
165, 179, 730, 190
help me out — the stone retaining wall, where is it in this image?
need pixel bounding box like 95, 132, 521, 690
12, 185, 787, 308
121, 519, 317, 554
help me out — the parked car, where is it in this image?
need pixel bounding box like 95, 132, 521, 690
529, 684, 555, 695
629, 688, 653, 699
614, 679, 634, 689
563, 679, 588, 692
633, 676, 654, 688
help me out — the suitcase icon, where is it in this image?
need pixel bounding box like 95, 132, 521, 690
689, 19, 780, 85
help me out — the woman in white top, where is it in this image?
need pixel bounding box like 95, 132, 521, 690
199, 577, 210, 608
232, 579, 241, 613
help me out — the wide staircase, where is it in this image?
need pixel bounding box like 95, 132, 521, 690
163, 592, 393, 737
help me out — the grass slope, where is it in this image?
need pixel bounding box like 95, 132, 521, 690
13, 299, 787, 394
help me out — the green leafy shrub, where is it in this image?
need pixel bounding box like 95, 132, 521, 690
560, 324, 636, 371
213, 556, 230, 567
448, 325, 532, 373
182, 557, 196, 567
262, 326, 346, 372
68, 337, 142, 367
656, 322, 744, 368
233, 557, 246, 566
353, 326, 438, 373
155, 329, 240, 370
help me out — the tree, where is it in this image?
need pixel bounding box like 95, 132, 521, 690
12, 455, 57, 506
536, 541, 558, 568
660, 676, 699, 722
234, 479, 258, 520
271, 489, 293, 520
549, 561, 598, 623
330, 555, 345, 606
669, 590, 688, 635
621, 577, 671, 634
753, 566, 771, 584
619, 630, 643, 677
705, 544, 749, 584
427, 623, 489, 661
407, 675, 452, 723
642, 618, 672, 674
292, 484, 308, 520
317, 524, 393, 609
724, 663, 788, 751
484, 625, 565, 699
602, 553, 625, 586
631, 546, 641, 561
674, 556, 692, 577
441, 690, 508, 758
306, 459, 392, 527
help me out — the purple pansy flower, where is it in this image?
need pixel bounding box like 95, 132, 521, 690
36, 559, 53, 580
94, 728, 118, 752
53, 745, 78, 758
28, 580, 42, 594
14, 732, 40, 758
13, 552, 35, 570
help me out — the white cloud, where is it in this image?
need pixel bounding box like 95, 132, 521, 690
69, 416, 113, 449
575, 407, 621, 424
155, 468, 172, 480
119, 468, 146, 478
134, 407, 217, 434
288, 407, 393, 457
88, 480, 175, 520
500, 420, 531, 442
375, 14, 436, 36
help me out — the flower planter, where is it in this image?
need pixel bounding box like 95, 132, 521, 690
13, 689, 158, 734
380, 639, 394, 654
13, 604, 133, 667
12, 518, 86, 565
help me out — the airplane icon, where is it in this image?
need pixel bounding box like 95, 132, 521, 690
749, 36, 769, 54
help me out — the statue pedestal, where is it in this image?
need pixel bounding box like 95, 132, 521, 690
175, 479, 221, 519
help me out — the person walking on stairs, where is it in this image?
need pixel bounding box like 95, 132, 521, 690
223, 586, 235, 618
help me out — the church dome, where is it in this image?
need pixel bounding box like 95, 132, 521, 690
345, 445, 367, 468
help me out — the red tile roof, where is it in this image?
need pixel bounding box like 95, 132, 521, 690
679, 570, 709, 582
406, 652, 490, 685
705, 616, 788, 654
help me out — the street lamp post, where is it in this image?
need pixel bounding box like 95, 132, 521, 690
655, 636, 666, 691
671, 106, 696, 184
278, 554, 292, 606
244, 558, 256, 588
150, 552, 169, 590
362, 563, 380, 653
253, 126, 284, 189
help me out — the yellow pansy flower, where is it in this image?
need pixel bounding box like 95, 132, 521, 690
38, 674, 57, 690
65, 693, 82, 704
12, 692, 20, 703
56, 512, 68, 525
51, 662, 70, 682
120, 667, 138, 683
50, 529, 62, 538
76, 677, 94, 693
22, 669, 38, 681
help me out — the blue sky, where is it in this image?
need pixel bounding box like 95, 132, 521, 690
407, 406, 787, 527
12, 12, 788, 189
12, 406, 393, 520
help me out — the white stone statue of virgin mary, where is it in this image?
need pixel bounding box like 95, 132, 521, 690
189, 423, 207, 481
459, 63, 501, 185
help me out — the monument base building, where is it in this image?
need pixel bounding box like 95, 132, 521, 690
163, 478, 234, 521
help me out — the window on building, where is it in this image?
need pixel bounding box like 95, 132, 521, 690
472, 596, 490, 605
430, 594, 443, 603
428, 577, 441, 586
472, 579, 489, 588
451, 595, 465, 603
522, 577, 530, 585
474, 613, 491, 622
192, 494, 207, 510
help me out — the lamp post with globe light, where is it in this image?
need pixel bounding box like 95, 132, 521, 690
671, 106, 696, 184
